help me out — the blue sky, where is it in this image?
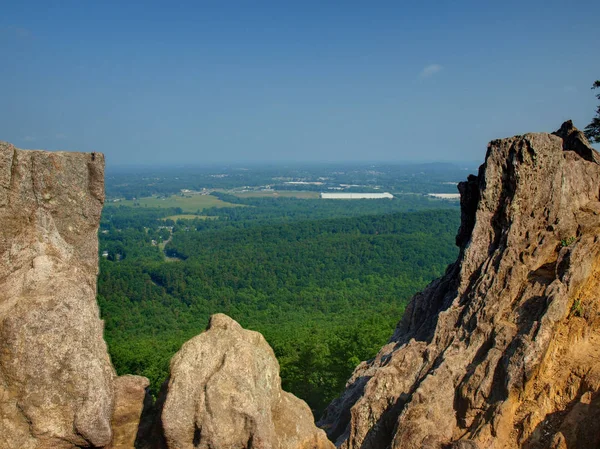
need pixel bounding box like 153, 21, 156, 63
1, 0, 599, 166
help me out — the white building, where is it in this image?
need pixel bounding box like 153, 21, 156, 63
427, 193, 461, 200
320, 192, 394, 199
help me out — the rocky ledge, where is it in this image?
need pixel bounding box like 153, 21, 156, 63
319, 121, 600, 449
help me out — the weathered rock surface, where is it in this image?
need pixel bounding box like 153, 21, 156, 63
319, 122, 600, 449
109, 375, 150, 449
160, 313, 334, 449
0, 141, 115, 448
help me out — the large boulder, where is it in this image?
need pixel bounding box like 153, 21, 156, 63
319, 122, 600, 449
0, 142, 115, 448
160, 313, 334, 449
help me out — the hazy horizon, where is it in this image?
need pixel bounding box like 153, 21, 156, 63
2, 1, 599, 165
103, 159, 482, 171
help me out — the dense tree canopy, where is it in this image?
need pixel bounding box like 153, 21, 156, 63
98, 204, 460, 413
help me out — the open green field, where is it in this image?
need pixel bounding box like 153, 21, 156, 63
119, 194, 242, 212
229, 190, 320, 199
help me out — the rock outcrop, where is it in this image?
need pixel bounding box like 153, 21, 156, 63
0, 142, 115, 447
159, 313, 334, 449
319, 122, 600, 449
109, 375, 150, 449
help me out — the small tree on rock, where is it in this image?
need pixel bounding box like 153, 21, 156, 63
584, 80, 600, 143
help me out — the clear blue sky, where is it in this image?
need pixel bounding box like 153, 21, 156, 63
1, 0, 599, 166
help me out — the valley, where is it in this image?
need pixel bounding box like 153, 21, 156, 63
97, 163, 463, 414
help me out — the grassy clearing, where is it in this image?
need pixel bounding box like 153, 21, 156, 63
119, 194, 242, 212
230, 190, 320, 199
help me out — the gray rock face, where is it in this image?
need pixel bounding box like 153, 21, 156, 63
0, 142, 115, 448
160, 314, 334, 449
319, 123, 600, 449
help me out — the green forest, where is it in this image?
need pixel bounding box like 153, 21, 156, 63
98, 194, 460, 414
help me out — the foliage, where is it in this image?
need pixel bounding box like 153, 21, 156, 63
98, 204, 460, 414
584, 80, 600, 143
560, 236, 576, 247
570, 298, 583, 317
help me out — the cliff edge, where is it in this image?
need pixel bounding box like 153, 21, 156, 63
319, 121, 600, 449
0, 142, 115, 448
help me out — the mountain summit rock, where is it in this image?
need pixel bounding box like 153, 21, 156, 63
0, 141, 115, 448
319, 122, 600, 449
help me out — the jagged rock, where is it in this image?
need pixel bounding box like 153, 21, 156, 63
109, 375, 150, 449
0, 142, 115, 448
552, 119, 600, 164
160, 313, 334, 449
319, 122, 600, 449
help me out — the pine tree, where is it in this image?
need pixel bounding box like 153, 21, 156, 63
584, 80, 600, 143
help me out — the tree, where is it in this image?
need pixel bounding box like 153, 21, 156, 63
584, 80, 600, 143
